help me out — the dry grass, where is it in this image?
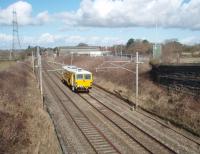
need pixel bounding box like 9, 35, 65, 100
0, 62, 61, 153
0, 51, 10, 59
0, 111, 29, 154
0, 63, 31, 153
180, 57, 200, 63
0, 61, 16, 71
56, 55, 200, 136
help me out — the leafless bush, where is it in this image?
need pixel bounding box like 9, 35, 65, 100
0, 63, 30, 104
0, 111, 29, 153
0, 62, 32, 153
162, 41, 183, 63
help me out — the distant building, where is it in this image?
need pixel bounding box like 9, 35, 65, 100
58, 46, 111, 57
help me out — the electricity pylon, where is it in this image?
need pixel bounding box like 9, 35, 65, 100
10, 9, 21, 60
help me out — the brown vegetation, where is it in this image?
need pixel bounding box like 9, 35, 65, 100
124, 39, 200, 63
161, 41, 183, 63
56, 55, 200, 136
0, 63, 30, 153
0, 62, 61, 153
0, 51, 10, 59
0, 50, 29, 61
0, 61, 16, 71
126, 40, 152, 54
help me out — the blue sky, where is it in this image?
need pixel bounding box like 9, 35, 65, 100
0, 0, 200, 49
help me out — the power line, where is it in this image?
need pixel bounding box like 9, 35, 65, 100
95, 52, 143, 110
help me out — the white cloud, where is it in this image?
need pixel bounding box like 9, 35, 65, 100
180, 36, 200, 45
0, 33, 12, 42
36, 11, 50, 25
64, 35, 124, 45
2, 32, 200, 49
0, 1, 50, 26
2, 0, 200, 30
34, 33, 124, 46
56, 0, 200, 30
66, 35, 86, 44
37, 33, 57, 44
0, 33, 125, 49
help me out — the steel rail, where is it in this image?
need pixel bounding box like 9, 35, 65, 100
47, 61, 200, 145
93, 84, 200, 146
44, 62, 121, 154
79, 93, 179, 154
47, 61, 200, 146
44, 63, 174, 153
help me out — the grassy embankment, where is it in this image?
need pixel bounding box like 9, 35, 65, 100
0, 60, 61, 153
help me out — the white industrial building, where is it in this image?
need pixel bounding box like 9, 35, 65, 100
58, 46, 111, 57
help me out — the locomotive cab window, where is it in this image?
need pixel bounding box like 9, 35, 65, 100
76, 74, 83, 80
85, 74, 91, 80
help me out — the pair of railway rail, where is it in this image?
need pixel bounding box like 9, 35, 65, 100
42, 61, 200, 154
43, 63, 120, 153
47, 61, 200, 142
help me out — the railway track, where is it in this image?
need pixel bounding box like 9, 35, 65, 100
93, 84, 200, 146
46, 63, 176, 153
49, 61, 200, 147
79, 93, 179, 154
45, 61, 200, 154
43, 63, 121, 154
80, 90, 200, 154
89, 87, 200, 153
